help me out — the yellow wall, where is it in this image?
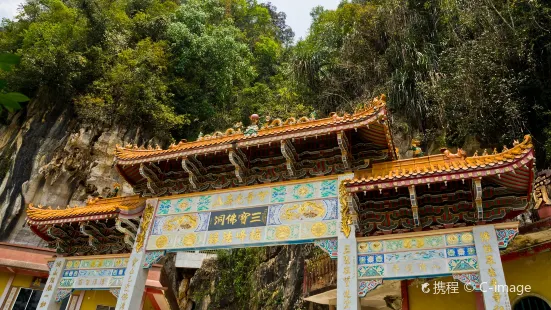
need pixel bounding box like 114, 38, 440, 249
11, 274, 33, 288
408, 276, 477, 310
0, 272, 12, 297
80, 290, 117, 310
503, 250, 551, 306
408, 251, 551, 310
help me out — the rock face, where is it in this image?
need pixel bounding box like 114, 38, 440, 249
0, 95, 134, 245
186, 245, 328, 310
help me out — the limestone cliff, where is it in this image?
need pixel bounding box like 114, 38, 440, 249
0, 95, 135, 245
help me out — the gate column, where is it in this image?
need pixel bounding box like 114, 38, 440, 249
116, 198, 158, 310
473, 225, 512, 310
337, 174, 360, 310
36, 257, 66, 310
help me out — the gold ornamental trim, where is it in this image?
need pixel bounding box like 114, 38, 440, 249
135, 203, 155, 252
339, 180, 352, 238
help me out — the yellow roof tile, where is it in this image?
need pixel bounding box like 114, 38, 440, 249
114, 95, 390, 163
347, 135, 533, 187
26, 195, 145, 222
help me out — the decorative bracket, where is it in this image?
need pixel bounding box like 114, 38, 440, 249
143, 251, 166, 268
314, 239, 338, 259
55, 288, 73, 302
120, 218, 138, 233
408, 185, 419, 226
229, 147, 248, 183
453, 273, 481, 291
116, 219, 136, 248
281, 139, 299, 177
473, 178, 483, 220
109, 288, 120, 299
496, 228, 519, 249
182, 157, 201, 190
337, 131, 352, 170
358, 279, 383, 297
350, 193, 360, 230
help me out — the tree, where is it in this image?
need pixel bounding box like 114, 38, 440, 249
0, 53, 29, 112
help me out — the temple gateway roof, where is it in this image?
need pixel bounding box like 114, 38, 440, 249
114, 95, 398, 197
114, 95, 394, 164
346, 135, 533, 191
26, 196, 145, 255
344, 135, 534, 236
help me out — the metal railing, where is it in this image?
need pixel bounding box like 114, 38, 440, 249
302, 255, 337, 297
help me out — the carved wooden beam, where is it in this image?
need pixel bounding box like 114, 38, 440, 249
79, 223, 99, 250
350, 193, 360, 230
281, 139, 298, 176
188, 155, 208, 174
337, 131, 352, 170
46, 227, 68, 254
408, 185, 420, 227
473, 178, 483, 220
229, 146, 248, 183
182, 157, 200, 190
139, 163, 166, 195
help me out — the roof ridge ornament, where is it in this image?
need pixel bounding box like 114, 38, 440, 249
243, 114, 260, 137
411, 139, 424, 158
441, 148, 467, 160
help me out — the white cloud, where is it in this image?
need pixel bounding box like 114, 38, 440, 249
0, 0, 23, 21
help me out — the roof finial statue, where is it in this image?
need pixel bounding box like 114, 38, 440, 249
410, 139, 424, 158
234, 122, 243, 133
244, 114, 260, 137
482, 149, 488, 156
441, 148, 467, 159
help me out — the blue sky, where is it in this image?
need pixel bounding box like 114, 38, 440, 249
259, 0, 341, 40
1, 0, 341, 39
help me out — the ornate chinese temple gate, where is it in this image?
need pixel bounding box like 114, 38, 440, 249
30, 95, 536, 310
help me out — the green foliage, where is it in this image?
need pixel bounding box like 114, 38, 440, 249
167, 0, 255, 133
292, 0, 551, 165
3, 0, 551, 164
0, 0, 300, 141
0, 53, 29, 112
192, 248, 262, 309
75, 38, 186, 139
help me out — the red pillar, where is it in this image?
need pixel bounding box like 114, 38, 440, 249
401, 280, 410, 310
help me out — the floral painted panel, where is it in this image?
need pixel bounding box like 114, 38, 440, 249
357, 230, 482, 280
58, 256, 130, 290
155, 178, 338, 216
383, 249, 446, 264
